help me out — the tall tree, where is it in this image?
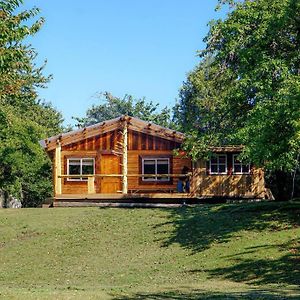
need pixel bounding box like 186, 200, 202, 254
176, 0, 300, 199
173, 56, 235, 160
0, 0, 63, 206
75, 91, 174, 129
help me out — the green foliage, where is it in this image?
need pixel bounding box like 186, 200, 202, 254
75, 91, 175, 129
174, 56, 236, 160
177, 0, 300, 176
0, 0, 63, 206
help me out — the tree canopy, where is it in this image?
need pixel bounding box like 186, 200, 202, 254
175, 0, 300, 198
176, 0, 300, 168
75, 91, 174, 129
0, 0, 63, 206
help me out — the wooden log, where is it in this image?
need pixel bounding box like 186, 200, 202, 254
58, 173, 191, 178
55, 141, 62, 195
122, 120, 128, 194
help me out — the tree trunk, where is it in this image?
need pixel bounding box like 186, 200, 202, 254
0, 190, 4, 208
290, 153, 300, 200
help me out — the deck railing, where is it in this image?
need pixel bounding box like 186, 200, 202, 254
58, 173, 191, 195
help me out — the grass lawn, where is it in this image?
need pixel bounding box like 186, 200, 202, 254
0, 201, 299, 299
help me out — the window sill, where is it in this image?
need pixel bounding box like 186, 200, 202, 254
209, 172, 228, 175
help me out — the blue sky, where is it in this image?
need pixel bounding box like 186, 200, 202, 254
22, 0, 225, 125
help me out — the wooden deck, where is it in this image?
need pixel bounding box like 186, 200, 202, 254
54, 193, 192, 207
56, 193, 190, 200
49, 193, 267, 207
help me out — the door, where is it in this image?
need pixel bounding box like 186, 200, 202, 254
100, 154, 121, 193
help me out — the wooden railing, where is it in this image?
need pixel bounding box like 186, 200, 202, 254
58, 173, 192, 195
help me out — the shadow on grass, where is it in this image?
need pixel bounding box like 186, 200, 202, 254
201, 240, 299, 286
155, 201, 300, 286
157, 202, 300, 253
112, 289, 300, 299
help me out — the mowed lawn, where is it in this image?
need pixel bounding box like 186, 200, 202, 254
0, 201, 299, 299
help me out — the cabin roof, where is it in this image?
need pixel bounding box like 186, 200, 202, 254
41, 115, 185, 151
40, 115, 244, 153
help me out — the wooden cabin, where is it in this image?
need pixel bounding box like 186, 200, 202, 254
40, 116, 265, 206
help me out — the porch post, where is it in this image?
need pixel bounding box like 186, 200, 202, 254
122, 119, 128, 194
55, 140, 62, 195
88, 176, 95, 194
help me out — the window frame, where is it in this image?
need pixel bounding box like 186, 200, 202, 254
67, 157, 95, 181
209, 154, 227, 175
232, 154, 250, 174
141, 157, 170, 182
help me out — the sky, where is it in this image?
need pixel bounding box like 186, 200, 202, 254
22, 0, 226, 126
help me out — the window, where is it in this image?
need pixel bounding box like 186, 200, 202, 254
209, 154, 227, 174
142, 158, 170, 181
232, 154, 250, 174
67, 158, 95, 181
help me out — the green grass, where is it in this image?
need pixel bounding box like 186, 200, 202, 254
0, 201, 299, 299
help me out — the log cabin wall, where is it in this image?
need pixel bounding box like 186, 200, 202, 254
58, 129, 191, 194
127, 129, 191, 192
191, 158, 265, 198
60, 129, 122, 194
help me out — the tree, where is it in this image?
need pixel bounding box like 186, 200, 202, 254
177, 0, 300, 199
0, 0, 63, 206
173, 56, 236, 160
75, 91, 174, 129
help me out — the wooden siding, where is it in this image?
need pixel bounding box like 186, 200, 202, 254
127, 150, 191, 192
61, 150, 98, 194
191, 159, 265, 198
127, 129, 181, 151
62, 129, 122, 152
62, 129, 181, 152
58, 129, 187, 195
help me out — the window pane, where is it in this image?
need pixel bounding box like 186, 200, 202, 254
157, 159, 168, 164
157, 160, 169, 181
218, 155, 226, 164
82, 164, 94, 175
219, 164, 226, 173
211, 164, 218, 173
82, 159, 94, 176
143, 160, 155, 174
69, 164, 80, 175
211, 157, 218, 164
157, 161, 169, 174
234, 164, 241, 173
242, 164, 250, 173
69, 159, 81, 165
82, 159, 94, 166
143, 160, 155, 180
233, 155, 241, 164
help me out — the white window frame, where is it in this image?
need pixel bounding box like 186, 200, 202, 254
232, 154, 250, 174
142, 157, 170, 182
209, 154, 227, 175
67, 158, 95, 181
